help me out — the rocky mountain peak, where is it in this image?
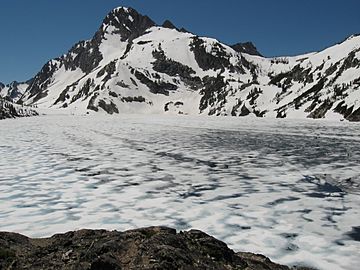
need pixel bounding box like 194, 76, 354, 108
8, 81, 19, 88
162, 19, 177, 30
100, 6, 155, 41
231, 42, 262, 56
0, 82, 4, 89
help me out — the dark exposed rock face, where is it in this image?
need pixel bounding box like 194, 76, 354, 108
190, 37, 245, 75
162, 19, 177, 29
0, 227, 306, 270
240, 104, 251, 116
199, 75, 228, 115
62, 40, 103, 74
98, 100, 119, 115
0, 98, 38, 120
231, 42, 263, 57
22, 60, 59, 103
0, 104, 19, 120
134, 70, 177, 95
190, 37, 232, 72
334, 101, 360, 122
179, 27, 190, 33
152, 48, 196, 78
99, 7, 155, 42
121, 96, 146, 103
269, 65, 313, 89
152, 47, 203, 90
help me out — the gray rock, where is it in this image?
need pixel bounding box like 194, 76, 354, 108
162, 19, 177, 30
99, 7, 155, 42
0, 98, 38, 120
0, 227, 311, 270
231, 42, 263, 57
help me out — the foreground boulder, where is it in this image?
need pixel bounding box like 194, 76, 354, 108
0, 227, 309, 270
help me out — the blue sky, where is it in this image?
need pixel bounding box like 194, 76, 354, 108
0, 0, 359, 84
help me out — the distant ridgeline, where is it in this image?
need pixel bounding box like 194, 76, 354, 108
2, 7, 360, 120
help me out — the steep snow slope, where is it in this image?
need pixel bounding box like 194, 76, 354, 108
12, 7, 360, 121
246, 35, 360, 121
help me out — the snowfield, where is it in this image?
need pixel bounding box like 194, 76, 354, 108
0, 114, 359, 269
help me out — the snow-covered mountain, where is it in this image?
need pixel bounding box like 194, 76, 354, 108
7, 7, 360, 121
0, 80, 31, 103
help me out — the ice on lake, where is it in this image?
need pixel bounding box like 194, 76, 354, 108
0, 114, 359, 269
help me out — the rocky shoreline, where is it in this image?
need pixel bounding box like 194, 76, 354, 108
0, 226, 314, 270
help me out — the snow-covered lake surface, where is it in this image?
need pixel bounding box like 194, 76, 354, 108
1, 114, 359, 269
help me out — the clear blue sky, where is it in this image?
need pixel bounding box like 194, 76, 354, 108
0, 0, 359, 84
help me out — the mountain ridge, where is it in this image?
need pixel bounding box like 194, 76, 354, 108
2, 6, 359, 121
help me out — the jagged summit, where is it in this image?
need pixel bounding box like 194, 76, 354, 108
100, 6, 155, 41
162, 20, 177, 30
231, 42, 262, 56
112, 6, 131, 13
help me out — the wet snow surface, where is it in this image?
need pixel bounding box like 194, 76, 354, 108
1, 115, 360, 269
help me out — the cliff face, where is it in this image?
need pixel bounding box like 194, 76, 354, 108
0, 227, 309, 270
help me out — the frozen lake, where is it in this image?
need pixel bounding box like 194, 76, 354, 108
0, 114, 359, 269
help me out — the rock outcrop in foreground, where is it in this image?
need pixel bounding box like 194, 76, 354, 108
0, 227, 311, 270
